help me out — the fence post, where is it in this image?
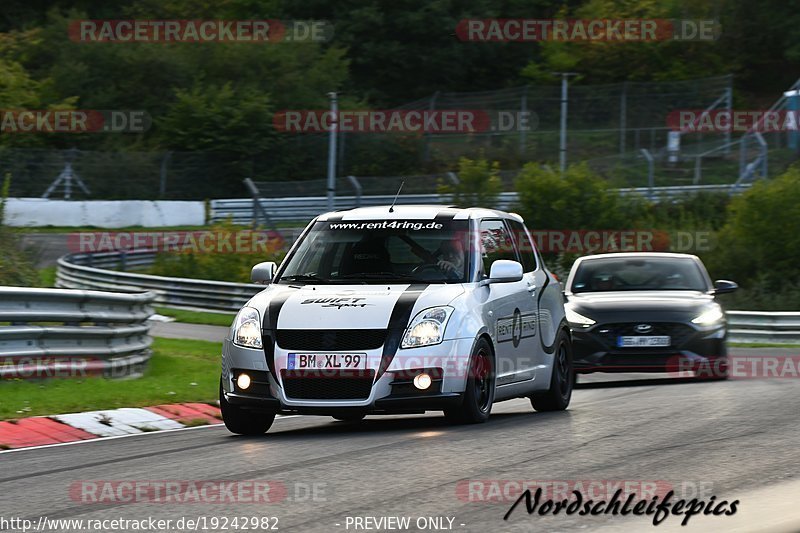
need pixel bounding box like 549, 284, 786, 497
347, 175, 362, 207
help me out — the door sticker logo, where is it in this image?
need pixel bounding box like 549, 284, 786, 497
497, 308, 537, 347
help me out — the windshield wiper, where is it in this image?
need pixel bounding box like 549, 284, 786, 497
280, 274, 330, 282
338, 272, 414, 279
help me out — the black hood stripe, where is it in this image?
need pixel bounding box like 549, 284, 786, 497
376, 283, 429, 381
263, 289, 296, 381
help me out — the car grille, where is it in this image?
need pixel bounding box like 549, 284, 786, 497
281, 369, 375, 400
275, 329, 387, 351
594, 322, 696, 348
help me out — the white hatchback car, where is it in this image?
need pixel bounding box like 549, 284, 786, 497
220, 205, 573, 434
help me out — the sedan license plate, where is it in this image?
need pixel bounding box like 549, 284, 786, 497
617, 336, 671, 348
288, 353, 367, 370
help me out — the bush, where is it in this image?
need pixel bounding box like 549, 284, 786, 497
708, 166, 800, 291
0, 173, 38, 287
438, 157, 503, 208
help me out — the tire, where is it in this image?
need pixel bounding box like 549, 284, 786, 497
444, 337, 495, 424
530, 330, 574, 412
219, 380, 275, 435
332, 414, 367, 422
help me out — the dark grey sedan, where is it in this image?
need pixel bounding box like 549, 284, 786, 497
564, 252, 737, 378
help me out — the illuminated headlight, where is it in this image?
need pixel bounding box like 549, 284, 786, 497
401, 307, 453, 348
232, 306, 263, 349
692, 306, 725, 326
566, 308, 595, 328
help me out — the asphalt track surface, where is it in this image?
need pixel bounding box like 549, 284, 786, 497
2, 333, 799, 532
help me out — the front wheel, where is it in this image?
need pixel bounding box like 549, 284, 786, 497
530, 330, 574, 412
444, 337, 495, 424
219, 380, 275, 435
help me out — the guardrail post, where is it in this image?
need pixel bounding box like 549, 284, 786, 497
347, 175, 362, 207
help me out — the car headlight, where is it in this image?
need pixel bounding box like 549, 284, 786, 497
232, 306, 263, 349
692, 306, 725, 326
401, 306, 453, 348
565, 307, 595, 328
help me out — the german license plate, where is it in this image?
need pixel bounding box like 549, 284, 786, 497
288, 353, 367, 369
617, 336, 671, 347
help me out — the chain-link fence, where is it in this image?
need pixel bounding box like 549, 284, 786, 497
3, 74, 798, 200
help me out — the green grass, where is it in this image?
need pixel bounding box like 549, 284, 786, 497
0, 338, 222, 420
729, 342, 800, 348
38, 266, 57, 287
154, 306, 235, 327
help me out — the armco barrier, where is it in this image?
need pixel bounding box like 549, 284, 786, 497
0, 287, 156, 379
726, 311, 800, 344
210, 184, 749, 224
56, 250, 263, 312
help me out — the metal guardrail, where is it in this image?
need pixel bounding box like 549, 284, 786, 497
0, 287, 156, 379
727, 311, 800, 344
57, 251, 264, 312
211, 184, 750, 224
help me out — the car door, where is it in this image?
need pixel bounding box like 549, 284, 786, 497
507, 219, 547, 381
478, 219, 535, 385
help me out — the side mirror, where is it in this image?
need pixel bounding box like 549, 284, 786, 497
712, 279, 738, 295
251, 261, 277, 284
488, 260, 524, 283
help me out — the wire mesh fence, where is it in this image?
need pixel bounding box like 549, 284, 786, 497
2, 74, 798, 200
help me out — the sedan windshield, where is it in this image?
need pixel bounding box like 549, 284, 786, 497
570, 256, 709, 293
277, 219, 471, 284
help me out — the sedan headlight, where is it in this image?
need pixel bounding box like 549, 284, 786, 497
692, 306, 725, 326
566, 307, 596, 328
401, 306, 453, 348
232, 306, 263, 349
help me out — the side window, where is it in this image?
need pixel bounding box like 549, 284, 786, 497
508, 220, 538, 272
479, 220, 518, 275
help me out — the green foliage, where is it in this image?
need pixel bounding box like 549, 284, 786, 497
148, 222, 286, 283
0, 173, 38, 287
514, 162, 646, 229
438, 157, 503, 208
708, 166, 800, 290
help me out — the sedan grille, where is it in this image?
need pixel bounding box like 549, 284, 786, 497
275, 329, 387, 351
281, 369, 375, 400
594, 322, 696, 348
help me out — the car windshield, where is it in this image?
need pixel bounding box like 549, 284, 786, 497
570, 256, 708, 293
277, 219, 471, 284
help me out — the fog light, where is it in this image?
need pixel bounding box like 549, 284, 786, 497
237, 373, 251, 390
413, 373, 432, 390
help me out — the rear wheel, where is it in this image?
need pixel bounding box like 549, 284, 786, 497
219, 380, 275, 435
444, 337, 495, 424
530, 330, 574, 412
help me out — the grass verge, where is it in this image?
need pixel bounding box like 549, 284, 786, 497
729, 342, 800, 349
154, 306, 235, 327
0, 338, 221, 420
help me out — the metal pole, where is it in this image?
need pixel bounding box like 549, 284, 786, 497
619, 81, 627, 155
555, 72, 577, 173
520, 85, 528, 157
641, 149, 654, 200
326, 91, 338, 211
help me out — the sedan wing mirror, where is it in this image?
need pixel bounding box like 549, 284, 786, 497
712, 279, 738, 295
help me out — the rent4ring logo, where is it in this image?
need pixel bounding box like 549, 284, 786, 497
456, 19, 720, 42
0, 110, 150, 133
69, 20, 333, 43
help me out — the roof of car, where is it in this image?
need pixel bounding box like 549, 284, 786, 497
316, 204, 523, 222
575, 252, 700, 261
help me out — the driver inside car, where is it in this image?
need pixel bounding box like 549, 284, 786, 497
436, 237, 466, 279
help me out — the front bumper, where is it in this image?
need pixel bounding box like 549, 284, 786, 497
221, 336, 473, 413
570, 322, 728, 373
